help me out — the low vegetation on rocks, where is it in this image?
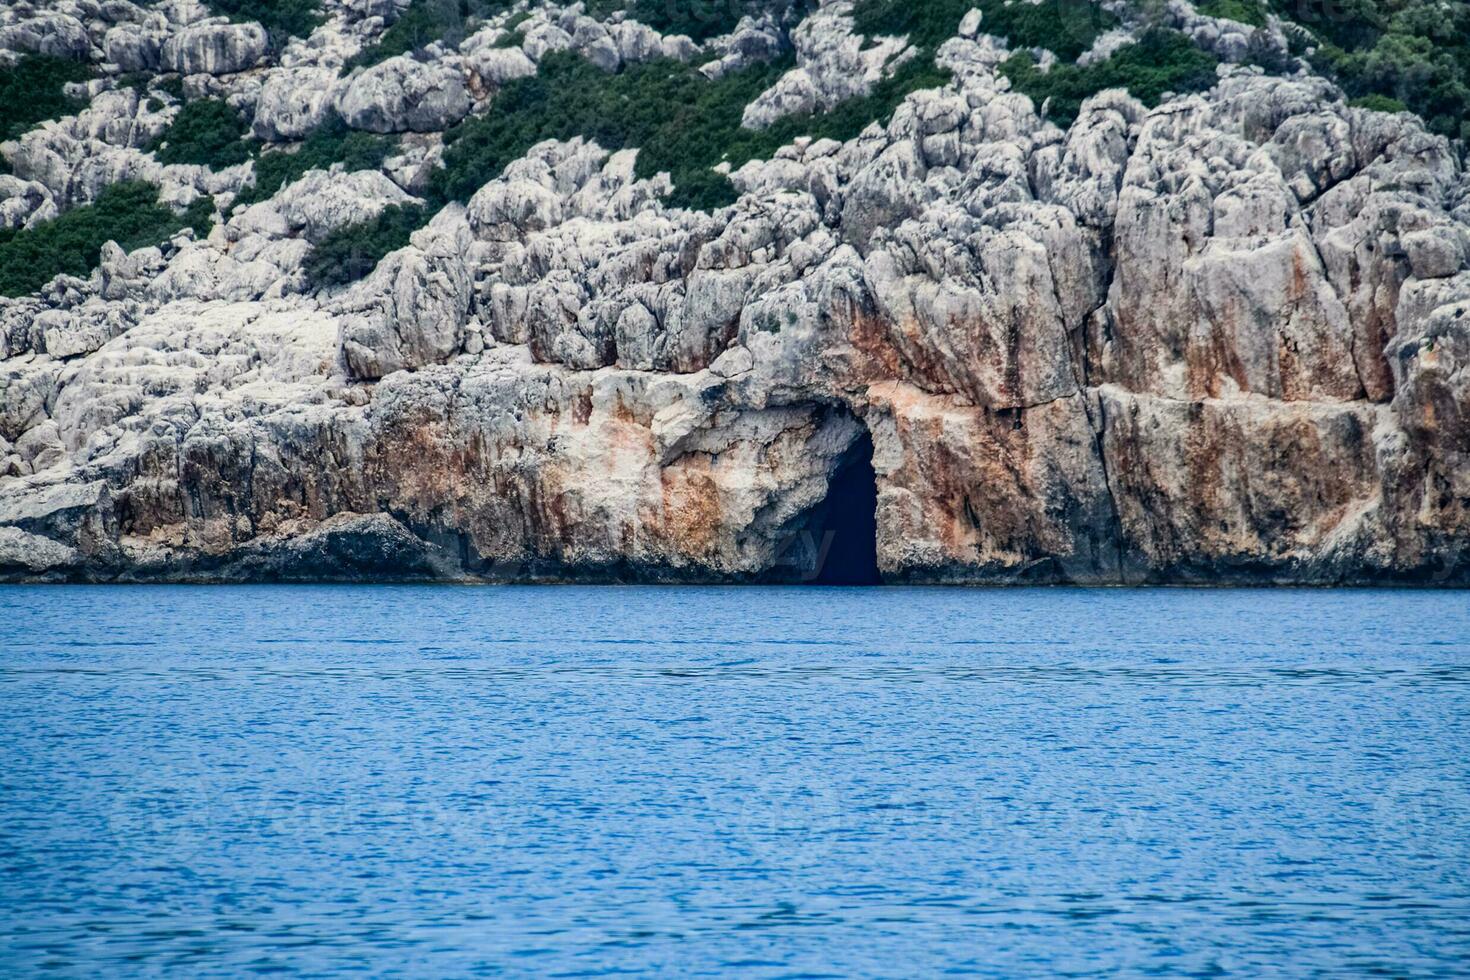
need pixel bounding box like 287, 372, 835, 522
0, 55, 91, 141
1001, 27, 1221, 124
723, 55, 953, 167
1197, 0, 1268, 27
853, 0, 1118, 61
304, 202, 428, 288
205, 0, 323, 41
1270, 0, 1470, 141
147, 98, 254, 168
236, 115, 399, 208
345, 0, 515, 72
583, 0, 813, 41
437, 50, 792, 210
0, 183, 213, 297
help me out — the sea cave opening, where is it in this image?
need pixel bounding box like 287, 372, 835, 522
804, 428, 882, 586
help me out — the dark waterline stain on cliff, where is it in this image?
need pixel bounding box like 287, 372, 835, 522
809, 430, 882, 586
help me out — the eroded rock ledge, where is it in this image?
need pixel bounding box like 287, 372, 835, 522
1, 4, 1467, 585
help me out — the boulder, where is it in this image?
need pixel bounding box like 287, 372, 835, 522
161, 21, 268, 75
337, 57, 472, 133
253, 68, 339, 141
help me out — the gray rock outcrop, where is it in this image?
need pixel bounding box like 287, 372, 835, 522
253, 67, 339, 141
1, 1, 1468, 584
336, 56, 472, 133
161, 21, 268, 76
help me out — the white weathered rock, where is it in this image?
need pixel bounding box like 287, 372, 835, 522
161, 21, 268, 75
337, 56, 472, 133
0, 526, 79, 572
0, 14, 92, 60
253, 67, 340, 141
233, 167, 416, 244
466, 45, 537, 89
743, 4, 912, 129
103, 22, 165, 72
2, 4, 1469, 585
340, 206, 474, 378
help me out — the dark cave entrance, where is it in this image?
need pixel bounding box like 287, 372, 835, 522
803, 429, 882, 586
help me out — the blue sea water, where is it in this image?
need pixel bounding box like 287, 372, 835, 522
1, 586, 1468, 977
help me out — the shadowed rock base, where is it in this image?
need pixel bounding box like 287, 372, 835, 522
3, 38, 1469, 586
800, 431, 882, 586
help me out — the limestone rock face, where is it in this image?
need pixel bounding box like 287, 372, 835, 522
339, 206, 473, 379
466, 46, 537, 90
161, 21, 268, 76
2, 4, 1469, 585
743, 3, 912, 129
232, 168, 416, 244
253, 68, 339, 142
104, 24, 165, 72
1, 13, 93, 60
337, 57, 472, 133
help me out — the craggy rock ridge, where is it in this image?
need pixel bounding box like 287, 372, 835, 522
1, 0, 1468, 584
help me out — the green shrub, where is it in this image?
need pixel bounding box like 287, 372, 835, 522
345, 0, 515, 71
1000, 27, 1219, 125
1269, 0, 1470, 141
147, 98, 255, 168
0, 55, 92, 141
154, 75, 186, 102
305, 203, 428, 288
1196, 0, 1267, 27
719, 54, 954, 175
182, 195, 218, 238
205, 0, 324, 40
1268, 0, 1384, 52
583, 0, 813, 42
437, 1, 1118, 213
116, 72, 152, 95
436, 50, 792, 209
236, 114, 399, 207
1349, 92, 1409, 113
0, 182, 215, 297
853, 0, 1116, 62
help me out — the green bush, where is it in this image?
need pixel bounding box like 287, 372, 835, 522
181, 195, 218, 238
1001, 27, 1219, 125
236, 114, 399, 207
116, 72, 152, 95
345, 0, 515, 71
154, 75, 186, 102
147, 98, 255, 168
583, 0, 812, 42
1196, 0, 1268, 27
205, 0, 324, 40
305, 203, 428, 288
1349, 92, 1409, 113
436, 50, 793, 208
853, 0, 1116, 62
0, 55, 92, 141
0, 182, 215, 298
720, 55, 954, 174
436, 31, 955, 213
1269, 0, 1470, 141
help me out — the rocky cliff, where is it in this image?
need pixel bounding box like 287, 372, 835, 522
2, 0, 1468, 584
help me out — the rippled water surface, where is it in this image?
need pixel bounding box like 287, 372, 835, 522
2, 586, 1469, 976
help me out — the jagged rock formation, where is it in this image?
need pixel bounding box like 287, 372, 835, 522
1, 0, 1467, 584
